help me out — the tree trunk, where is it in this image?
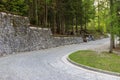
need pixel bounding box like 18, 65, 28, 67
45, 1, 48, 28
53, 12, 56, 34
98, 0, 100, 32
61, 17, 65, 35
75, 16, 78, 35
109, 0, 114, 53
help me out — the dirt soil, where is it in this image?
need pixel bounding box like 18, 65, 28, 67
114, 46, 120, 55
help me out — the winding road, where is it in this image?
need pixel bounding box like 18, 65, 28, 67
0, 38, 120, 80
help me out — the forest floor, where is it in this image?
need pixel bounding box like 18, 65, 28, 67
114, 46, 120, 55
114, 47, 120, 51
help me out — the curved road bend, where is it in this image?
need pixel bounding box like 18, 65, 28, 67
0, 38, 119, 80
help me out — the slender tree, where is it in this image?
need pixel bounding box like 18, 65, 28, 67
109, 0, 114, 53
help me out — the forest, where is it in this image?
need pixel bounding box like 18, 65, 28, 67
0, 0, 120, 52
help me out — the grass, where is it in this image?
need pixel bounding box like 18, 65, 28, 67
69, 50, 120, 73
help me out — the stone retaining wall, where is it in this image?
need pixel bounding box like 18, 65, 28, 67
0, 12, 83, 56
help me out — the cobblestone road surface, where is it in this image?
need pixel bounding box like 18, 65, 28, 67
0, 38, 120, 80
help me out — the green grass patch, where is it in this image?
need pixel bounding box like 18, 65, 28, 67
69, 50, 120, 73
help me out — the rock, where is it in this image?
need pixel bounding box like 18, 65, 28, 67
0, 12, 83, 56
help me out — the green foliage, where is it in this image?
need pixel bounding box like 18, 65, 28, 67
0, 0, 119, 36
0, 0, 29, 16
0, 0, 95, 32
106, 0, 120, 36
